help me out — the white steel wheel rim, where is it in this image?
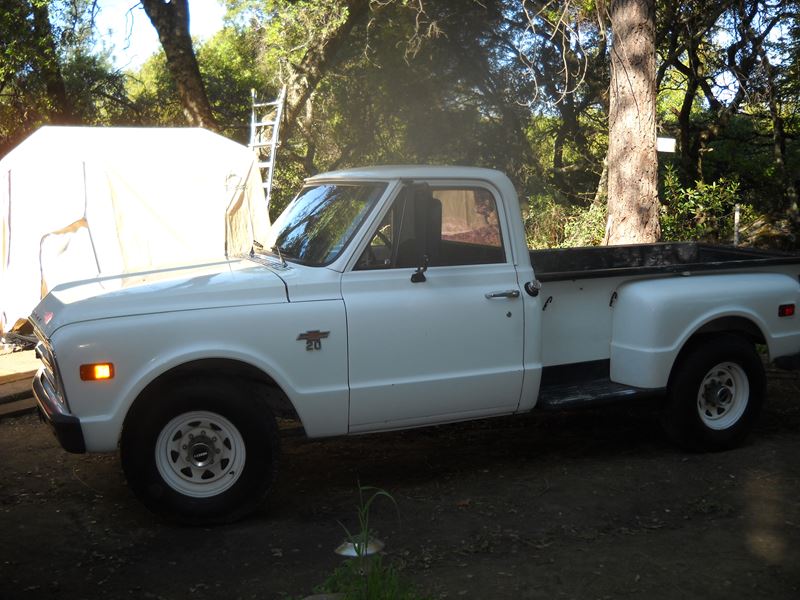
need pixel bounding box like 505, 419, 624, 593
155, 411, 246, 498
696, 362, 749, 430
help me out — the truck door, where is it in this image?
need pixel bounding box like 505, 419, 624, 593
341, 183, 525, 432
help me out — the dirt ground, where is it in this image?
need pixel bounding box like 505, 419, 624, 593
2, 373, 800, 600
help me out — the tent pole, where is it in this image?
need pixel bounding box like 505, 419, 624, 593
83, 161, 102, 275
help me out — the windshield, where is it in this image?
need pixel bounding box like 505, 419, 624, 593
268, 182, 387, 266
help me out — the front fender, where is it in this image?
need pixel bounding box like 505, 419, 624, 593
610, 272, 800, 389
52, 301, 349, 451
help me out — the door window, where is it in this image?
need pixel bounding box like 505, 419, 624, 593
355, 186, 505, 270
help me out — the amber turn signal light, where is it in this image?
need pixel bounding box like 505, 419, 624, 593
80, 363, 115, 381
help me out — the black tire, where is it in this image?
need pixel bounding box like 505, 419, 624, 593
120, 377, 280, 524
661, 334, 765, 451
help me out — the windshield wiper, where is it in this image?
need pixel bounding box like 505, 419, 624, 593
249, 240, 290, 268
270, 243, 288, 267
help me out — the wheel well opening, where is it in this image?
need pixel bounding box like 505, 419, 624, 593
127, 359, 304, 436
672, 317, 767, 382
691, 317, 766, 346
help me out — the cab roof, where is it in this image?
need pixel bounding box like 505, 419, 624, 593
306, 165, 511, 186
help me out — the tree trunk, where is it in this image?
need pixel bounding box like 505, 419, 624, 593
758, 44, 799, 223
603, 0, 660, 244
30, 1, 73, 124
140, 0, 217, 130
673, 39, 703, 185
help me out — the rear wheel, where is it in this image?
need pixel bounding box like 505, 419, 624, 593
661, 335, 765, 451
121, 377, 279, 523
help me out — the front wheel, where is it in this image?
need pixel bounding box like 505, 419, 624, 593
154, 410, 247, 499
661, 334, 765, 451
121, 377, 279, 523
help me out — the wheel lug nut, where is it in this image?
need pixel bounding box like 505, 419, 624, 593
215, 448, 221, 454
212, 437, 217, 442
182, 445, 187, 450
188, 434, 194, 439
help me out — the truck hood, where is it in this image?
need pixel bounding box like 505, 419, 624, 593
30, 259, 288, 336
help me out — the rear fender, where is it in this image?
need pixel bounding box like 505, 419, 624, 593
610, 272, 800, 389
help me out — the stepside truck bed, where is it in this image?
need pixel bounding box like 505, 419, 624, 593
530, 242, 800, 282
531, 241, 800, 401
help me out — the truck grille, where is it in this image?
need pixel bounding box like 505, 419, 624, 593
34, 335, 68, 411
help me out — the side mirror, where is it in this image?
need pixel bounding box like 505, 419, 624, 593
411, 254, 429, 283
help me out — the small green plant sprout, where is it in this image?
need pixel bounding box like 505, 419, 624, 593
317, 485, 427, 599
335, 484, 398, 558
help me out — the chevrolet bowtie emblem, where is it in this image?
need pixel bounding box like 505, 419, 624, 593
297, 330, 330, 351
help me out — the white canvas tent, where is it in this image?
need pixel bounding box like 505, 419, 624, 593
0, 126, 270, 334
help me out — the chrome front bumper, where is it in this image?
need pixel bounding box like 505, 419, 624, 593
32, 367, 85, 453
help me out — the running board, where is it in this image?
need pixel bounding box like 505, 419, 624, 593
536, 360, 663, 410
538, 379, 659, 410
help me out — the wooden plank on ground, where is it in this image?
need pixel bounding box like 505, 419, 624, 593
0, 397, 36, 420
0, 370, 36, 387
0, 377, 33, 404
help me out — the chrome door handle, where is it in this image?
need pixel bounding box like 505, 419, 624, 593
485, 289, 520, 299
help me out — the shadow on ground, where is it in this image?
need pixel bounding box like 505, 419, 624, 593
2, 373, 799, 599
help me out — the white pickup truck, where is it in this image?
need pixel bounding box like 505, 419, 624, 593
30, 166, 800, 522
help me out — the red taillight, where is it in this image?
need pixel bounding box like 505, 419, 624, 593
779, 304, 795, 317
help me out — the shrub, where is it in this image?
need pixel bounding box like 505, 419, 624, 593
525, 194, 570, 249
525, 194, 607, 249
561, 201, 607, 248
660, 164, 746, 243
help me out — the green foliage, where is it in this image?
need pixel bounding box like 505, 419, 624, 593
61, 46, 128, 124
702, 114, 797, 216
124, 50, 184, 126
656, 68, 690, 124
562, 201, 607, 247
526, 193, 606, 249
0, 0, 158, 156
269, 160, 306, 221
229, 0, 554, 209
1, 0, 798, 250
525, 195, 570, 249
316, 554, 428, 600
312, 485, 428, 600
339, 485, 398, 560
124, 25, 272, 137
659, 164, 745, 243
1, 0, 113, 151
248, 0, 350, 78
197, 26, 272, 143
